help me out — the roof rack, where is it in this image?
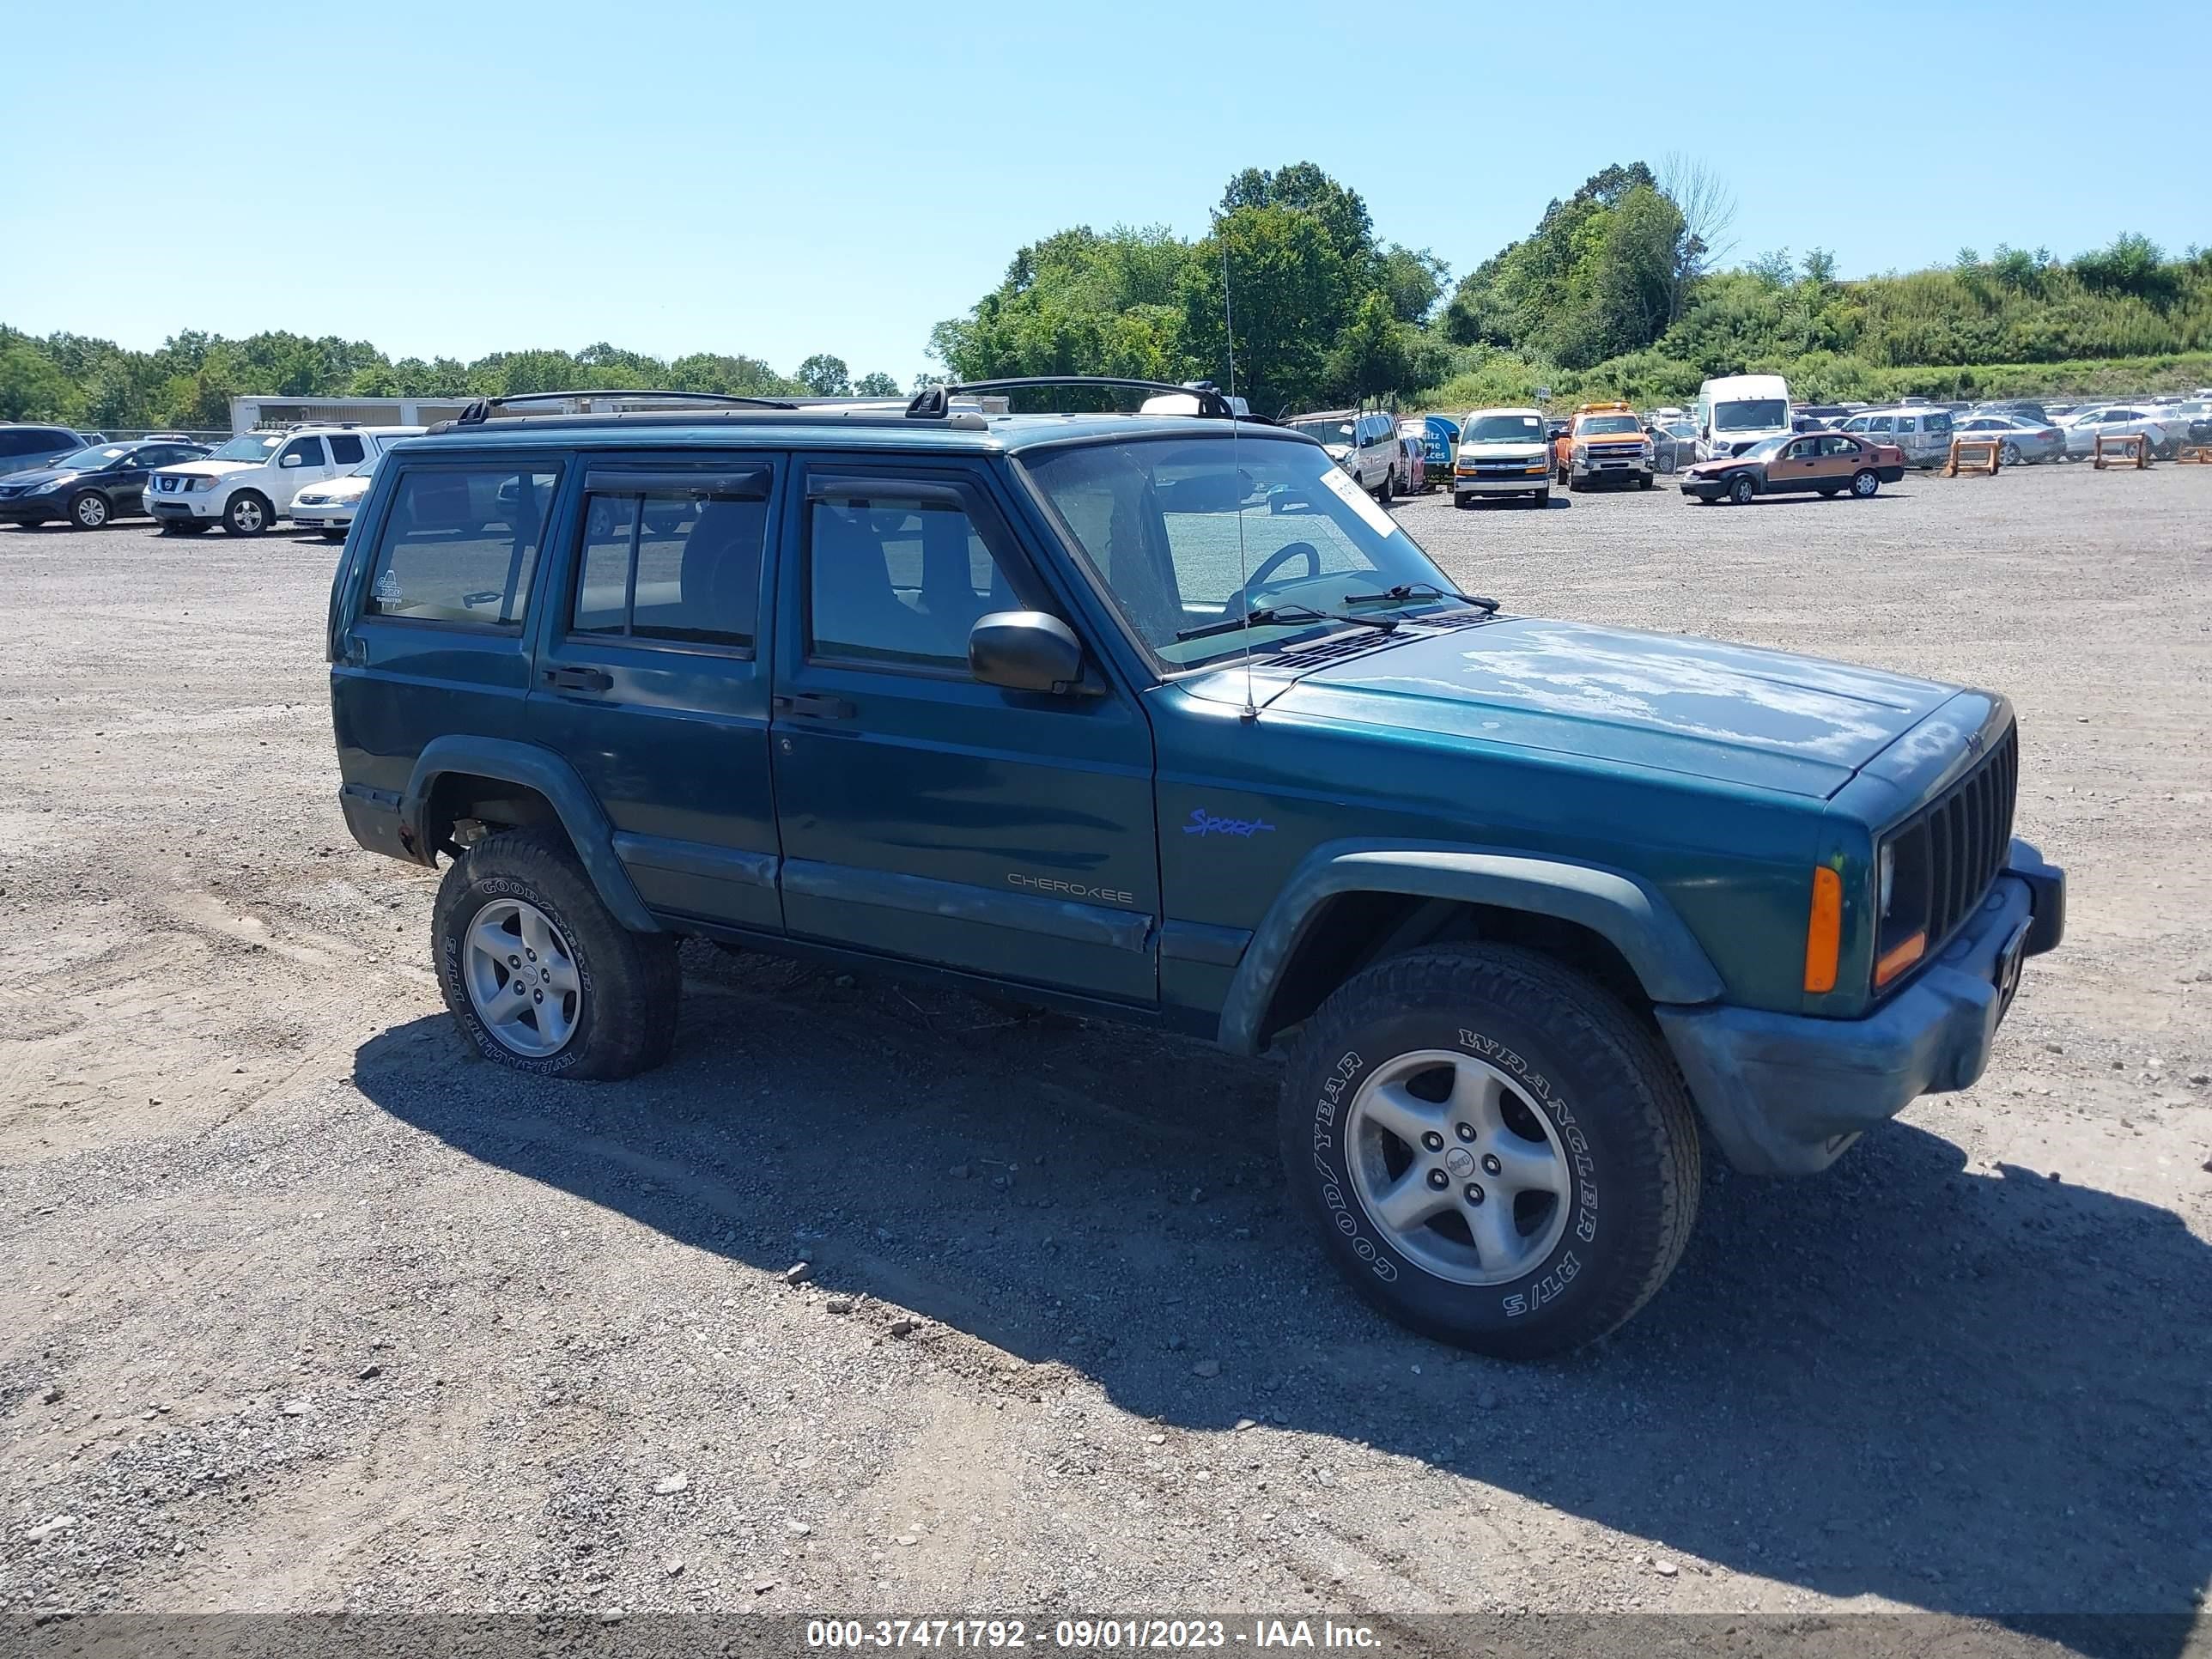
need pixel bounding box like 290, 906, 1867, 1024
902, 376, 1243, 421
451, 389, 799, 426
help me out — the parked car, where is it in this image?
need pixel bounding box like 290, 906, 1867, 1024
1451, 407, 1553, 507
1837, 406, 1954, 468
1396, 430, 1428, 493
2056, 405, 2177, 459
0, 437, 212, 528
0, 422, 90, 480
1973, 400, 2052, 427
2155, 398, 2212, 446
1952, 413, 2064, 465
145, 424, 422, 535
288, 448, 390, 539
1791, 404, 1850, 429
328, 377, 2063, 1358
1650, 420, 1700, 472
1556, 402, 1656, 491
1680, 430, 1907, 504
1285, 409, 1404, 498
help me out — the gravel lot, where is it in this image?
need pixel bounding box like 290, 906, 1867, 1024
1, 464, 2207, 1650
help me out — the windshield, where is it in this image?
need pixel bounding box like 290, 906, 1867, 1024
1713, 399, 1788, 431
206, 433, 285, 463
1290, 418, 1356, 447
1023, 434, 1459, 669
53, 445, 131, 471
1663, 422, 1698, 439
344, 449, 384, 479
1577, 415, 1641, 436
1463, 414, 1544, 443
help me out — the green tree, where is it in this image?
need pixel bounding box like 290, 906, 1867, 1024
1324, 292, 1418, 403
1376, 245, 1449, 324
1180, 205, 1350, 415
0, 343, 77, 421
853, 372, 901, 396
794, 354, 852, 396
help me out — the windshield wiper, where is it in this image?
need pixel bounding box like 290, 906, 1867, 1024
1342, 581, 1499, 613
1174, 604, 1400, 644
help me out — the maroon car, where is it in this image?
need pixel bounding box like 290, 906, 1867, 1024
1680, 431, 1908, 505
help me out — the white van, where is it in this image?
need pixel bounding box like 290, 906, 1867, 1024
1693, 374, 1792, 461
146, 424, 422, 536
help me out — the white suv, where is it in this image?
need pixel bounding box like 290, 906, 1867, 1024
145, 425, 421, 536
1285, 409, 1405, 499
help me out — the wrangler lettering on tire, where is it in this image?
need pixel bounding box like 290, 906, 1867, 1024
1281, 943, 1699, 1358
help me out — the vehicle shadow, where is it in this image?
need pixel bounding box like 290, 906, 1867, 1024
353, 951, 2209, 1652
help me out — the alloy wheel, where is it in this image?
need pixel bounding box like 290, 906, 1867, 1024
1344, 1048, 1572, 1286
461, 897, 583, 1058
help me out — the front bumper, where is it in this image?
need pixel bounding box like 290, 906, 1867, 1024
1454, 471, 1550, 495
1655, 838, 2065, 1176
0, 494, 65, 521
1571, 453, 1655, 483
290, 501, 359, 529
150, 495, 220, 520
1679, 477, 1729, 499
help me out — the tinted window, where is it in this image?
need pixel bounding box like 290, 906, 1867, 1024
328, 434, 366, 465
1925, 411, 1952, 434
281, 437, 326, 467
806, 480, 1030, 672
570, 479, 766, 648
0, 430, 52, 458
365, 467, 560, 626
137, 445, 194, 467
1867, 416, 1893, 433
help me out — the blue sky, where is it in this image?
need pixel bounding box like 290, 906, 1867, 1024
3, 0, 2205, 385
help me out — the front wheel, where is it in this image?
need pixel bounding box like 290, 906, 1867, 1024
1850, 468, 1880, 499
1729, 474, 1755, 506
1376, 467, 1394, 505
434, 827, 681, 1080
1636, 472, 1654, 490
70, 491, 110, 530
1453, 493, 1475, 510
222, 493, 271, 536
1530, 489, 1550, 508
1280, 944, 1700, 1358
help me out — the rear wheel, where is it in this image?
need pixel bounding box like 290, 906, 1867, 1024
1376, 467, 1395, 505
1850, 468, 1880, 498
1279, 944, 1700, 1358
320, 529, 347, 541
1999, 441, 2023, 468
1728, 474, 1755, 506
69, 491, 110, 530
434, 827, 680, 1080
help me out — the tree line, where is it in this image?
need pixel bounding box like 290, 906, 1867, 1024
7, 159, 2210, 428
0, 331, 907, 431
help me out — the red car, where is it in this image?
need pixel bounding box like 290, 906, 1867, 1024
1680, 431, 1907, 504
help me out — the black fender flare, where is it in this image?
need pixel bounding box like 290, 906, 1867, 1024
400, 737, 659, 933
1216, 839, 1724, 1054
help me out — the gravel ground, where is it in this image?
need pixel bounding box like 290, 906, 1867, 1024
0, 463, 2207, 1652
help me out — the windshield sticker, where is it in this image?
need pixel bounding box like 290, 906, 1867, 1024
1314, 465, 1398, 536
1184, 808, 1276, 838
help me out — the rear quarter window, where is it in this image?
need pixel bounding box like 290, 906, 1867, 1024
364, 465, 562, 627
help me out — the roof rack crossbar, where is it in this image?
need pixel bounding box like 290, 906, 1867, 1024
454, 388, 798, 425
903, 376, 1238, 421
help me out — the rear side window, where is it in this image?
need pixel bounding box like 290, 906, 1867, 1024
0, 430, 53, 459
1925, 411, 1952, 434
328, 434, 366, 465
365, 466, 561, 626
569, 469, 769, 649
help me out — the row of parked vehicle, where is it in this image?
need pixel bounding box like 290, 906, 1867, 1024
0, 421, 416, 535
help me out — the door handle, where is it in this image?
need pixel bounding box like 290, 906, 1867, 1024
772, 692, 855, 720
543, 666, 612, 692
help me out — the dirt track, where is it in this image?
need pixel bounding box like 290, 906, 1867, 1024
1, 462, 2207, 1651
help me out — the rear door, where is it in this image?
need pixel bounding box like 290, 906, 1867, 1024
768, 457, 1158, 1003
525, 457, 784, 932
331, 453, 568, 825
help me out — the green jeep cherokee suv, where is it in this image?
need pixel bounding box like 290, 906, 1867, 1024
327, 380, 2065, 1358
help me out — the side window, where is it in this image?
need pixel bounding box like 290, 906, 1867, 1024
1866, 416, 1893, 434
1820, 434, 1859, 456
1925, 411, 1952, 434
280, 437, 326, 468
328, 434, 366, 465
805, 478, 1035, 672
0, 432, 39, 459
1786, 438, 1820, 459
568, 471, 769, 649
364, 466, 560, 627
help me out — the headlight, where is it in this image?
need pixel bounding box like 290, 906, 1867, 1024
1572, 443, 1589, 460
186, 477, 216, 492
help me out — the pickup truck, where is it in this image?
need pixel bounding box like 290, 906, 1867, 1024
327, 380, 2065, 1358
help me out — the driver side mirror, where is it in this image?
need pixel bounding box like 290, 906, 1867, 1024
969, 611, 1087, 696
280, 453, 303, 468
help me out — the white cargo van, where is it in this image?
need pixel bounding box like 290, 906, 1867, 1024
1693, 374, 1792, 461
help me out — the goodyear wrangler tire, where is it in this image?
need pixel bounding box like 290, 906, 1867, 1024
1279, 944, 1700, 1358
433, 827, 680, 1080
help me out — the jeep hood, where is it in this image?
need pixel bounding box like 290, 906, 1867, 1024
1244, 617, 1957, 799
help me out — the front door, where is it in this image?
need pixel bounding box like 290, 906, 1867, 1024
769, 459, 1159, 1004
274, 434, 332, 511
1771, 434, 1825, 490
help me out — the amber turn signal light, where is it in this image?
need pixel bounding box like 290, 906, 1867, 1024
1803, 866, 1844, 994
1874, 929, 1928, 988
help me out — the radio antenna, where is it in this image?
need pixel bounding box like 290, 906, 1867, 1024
1217, 215, 1256, 721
